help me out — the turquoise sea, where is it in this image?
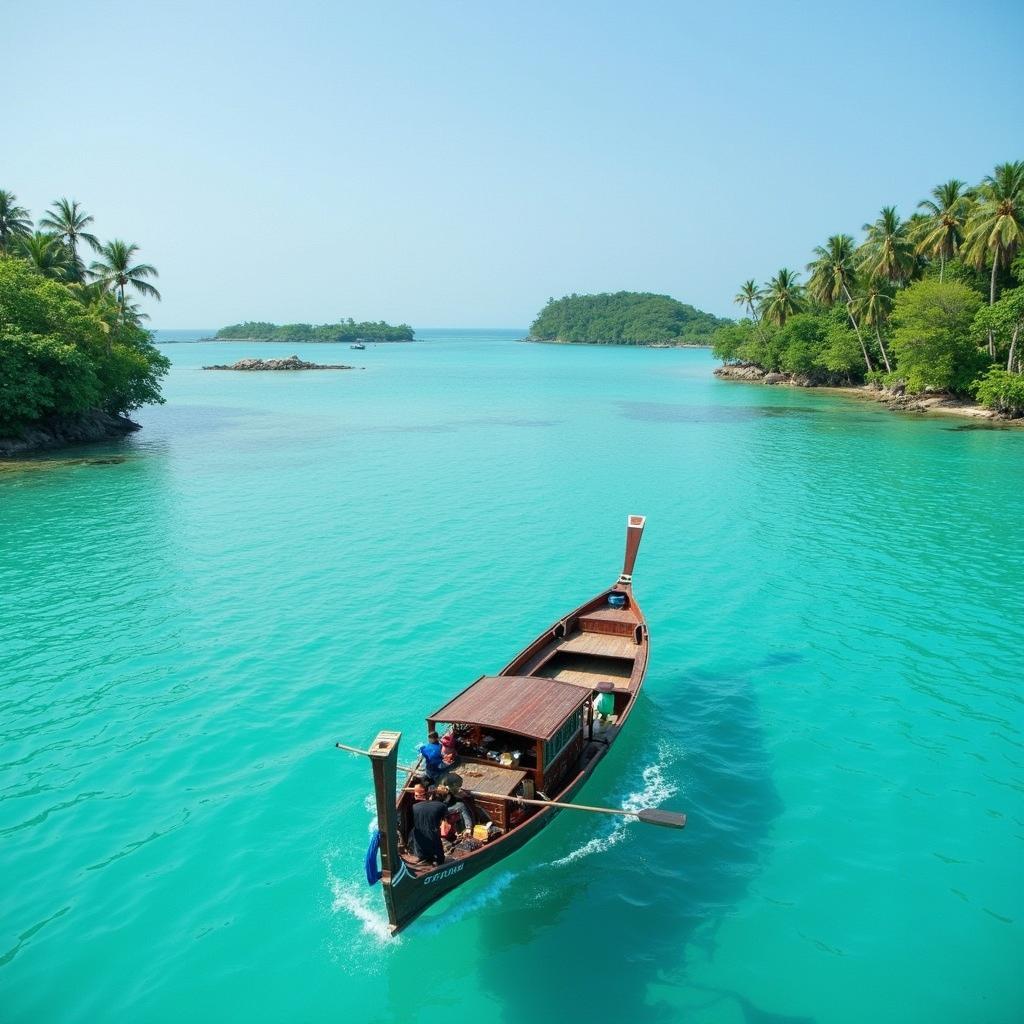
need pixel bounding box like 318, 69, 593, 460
1, 330, 1022, 1023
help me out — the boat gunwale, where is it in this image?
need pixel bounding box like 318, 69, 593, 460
399, 581, 648, 878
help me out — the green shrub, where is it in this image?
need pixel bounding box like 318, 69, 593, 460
778, 313, 826, 375
711, 320, 757, 362
971, 367, 1024, 416
890, 279, 986, 393
0, 256, 168, 434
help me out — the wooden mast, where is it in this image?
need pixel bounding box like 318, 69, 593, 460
620, 514, 646, 584
367, 730, 403, 931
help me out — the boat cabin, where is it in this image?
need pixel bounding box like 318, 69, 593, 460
397, 675, 597, 857
431, 674, 591, 795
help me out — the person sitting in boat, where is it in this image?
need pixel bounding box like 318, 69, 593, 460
437, 746, 462, 776
409, 783, 448, 866
415, 731, 444, 782
422, 745, 461, 784
434, 782, 473, 836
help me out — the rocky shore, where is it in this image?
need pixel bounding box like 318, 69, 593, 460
202, 355, 354, 371
714, 363, 1018, 423
0, 410, 141, 457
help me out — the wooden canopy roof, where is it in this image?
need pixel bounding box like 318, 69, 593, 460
429, 675, 589, 741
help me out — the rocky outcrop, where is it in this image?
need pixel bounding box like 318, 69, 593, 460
872, 385, 1000, 419
716, 365, 834, 388
202, 355, 354, 371
714, 364, 1011, 422
714, 363, 767, 381
0, 410, 140, 457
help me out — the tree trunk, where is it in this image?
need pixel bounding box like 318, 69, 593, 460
1009, 325, 1020, 374
988, 253, 999, 358
750, 305, 768, 345
875, 325, 892, 373
842, 285, 873, 373
939, 253, 944, 283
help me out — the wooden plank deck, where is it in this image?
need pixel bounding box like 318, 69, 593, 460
558, 630, 637, 659
579, 607, 636, 625
536, 653, 634, 689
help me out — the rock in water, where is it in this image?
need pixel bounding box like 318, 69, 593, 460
202, 355, 354, 371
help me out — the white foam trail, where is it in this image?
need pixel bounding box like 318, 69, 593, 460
417, 870, 518, 935
325, 748, 683, 948
549, 754, 679, 867
325, 853, 397, 947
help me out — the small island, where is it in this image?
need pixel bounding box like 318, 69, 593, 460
526, 291, 729, 347
204, 319, 414, 343
203, 355, 354, 371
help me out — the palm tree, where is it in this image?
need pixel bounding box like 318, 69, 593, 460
859, 206, 917, 286
0, 190, 32, 253
850, 283, 894, 373
16, 232, 72, 280
963, 161, 1024, 306
913, 180, 970, 282
40, 198, 100, 280
734, 279, 767, 342
963, 162, 1024, 358
89, 239, 161, 317
761, 269, 804, 327
807, 234, 874, 372
734, 279, 763, 319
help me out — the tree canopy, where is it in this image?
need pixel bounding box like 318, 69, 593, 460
0, 189, 168, 438
713, 159, 1024, 412
212, 319, 414, 343
0, 257, 168, 435
529, 291, 728, 346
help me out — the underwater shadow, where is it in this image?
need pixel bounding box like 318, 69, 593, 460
466, 657, 795, 1024
618, 400, 820, 424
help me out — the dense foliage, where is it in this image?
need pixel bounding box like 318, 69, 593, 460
529, 291, 729, 346
213, 319, 414, 343
713, 161, 1024, 414
0, 189, 167, 436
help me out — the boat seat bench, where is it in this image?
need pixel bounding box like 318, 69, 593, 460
558, 630, 637, 659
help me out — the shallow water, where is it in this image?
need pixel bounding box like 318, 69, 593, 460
2, 331, 1022, 1023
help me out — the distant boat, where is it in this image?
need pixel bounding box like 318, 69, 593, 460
350, 341, 366, 350
337, 515, 686, 935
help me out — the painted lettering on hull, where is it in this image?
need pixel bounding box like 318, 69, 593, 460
423, 863, 465, 885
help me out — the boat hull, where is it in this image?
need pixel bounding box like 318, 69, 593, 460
382, 759, 597, 933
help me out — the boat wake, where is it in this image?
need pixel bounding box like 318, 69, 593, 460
548, 748, 680, 868
326, 746, 682, 941
324, 848, 398, 952
417, 870, 518, 935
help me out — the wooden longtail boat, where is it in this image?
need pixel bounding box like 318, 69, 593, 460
343, 515, 682, 934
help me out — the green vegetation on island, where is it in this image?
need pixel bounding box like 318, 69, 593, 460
0, 190, 169, 446
211, 320, 414, 343
529, 291, 729, 346
713, 161, 1024, 417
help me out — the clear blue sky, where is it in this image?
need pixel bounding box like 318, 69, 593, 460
7, 0, 1022, 328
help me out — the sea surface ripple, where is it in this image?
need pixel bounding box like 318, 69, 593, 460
1, 330, 1022, 1023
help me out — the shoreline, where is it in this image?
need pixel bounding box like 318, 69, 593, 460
714, 364, 1022, 425
520, 337, 711, 349
0, 410, 141, 458
195, 337, 416, 344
